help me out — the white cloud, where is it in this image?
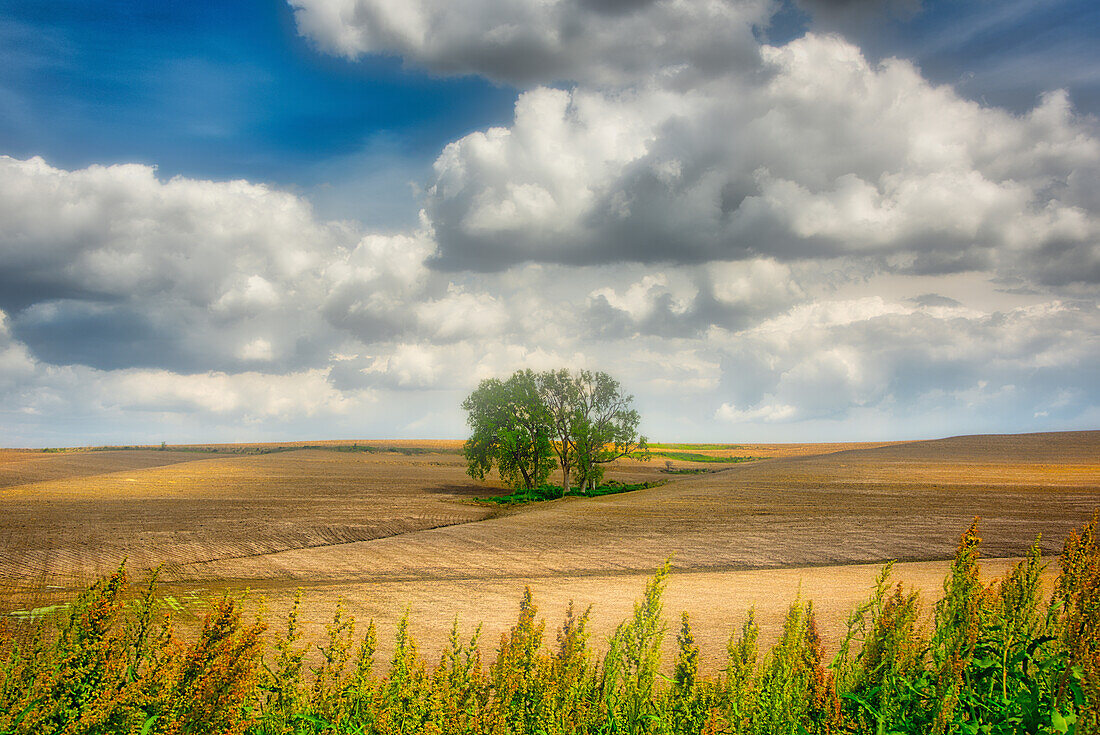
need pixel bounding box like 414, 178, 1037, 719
418, 34, 1099, 286
1, 4, 1098, 443
0, 156, 342, 304
289, 0, 772, 86
709, 259, 804, 309
0, 156, 355, 373
715, 401, 797, 423
709, 297, 1100, 426
361, 343, 442, 388
590, 274, 694, 321
214, 275, 281, 314
238, 338, 275, 362
105, 368, 362, 418
0, 311, 36, 386
415, 285, 510, 341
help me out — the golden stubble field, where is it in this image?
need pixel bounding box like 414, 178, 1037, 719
1, 431, 1097, 671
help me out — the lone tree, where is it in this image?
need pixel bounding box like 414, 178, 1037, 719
462, 368, 647, 496
462, 369, 555, 492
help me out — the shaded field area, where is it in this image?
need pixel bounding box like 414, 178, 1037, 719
1, 431, 1097, 661
0, 448, 498, 593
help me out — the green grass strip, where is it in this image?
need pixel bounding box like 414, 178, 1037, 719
476, 480, 666, 505
648, 443, 745, 450
635, 450, 760, 463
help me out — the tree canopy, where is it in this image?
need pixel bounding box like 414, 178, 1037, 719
461, 368, 647, 495
462, 369, 555, 492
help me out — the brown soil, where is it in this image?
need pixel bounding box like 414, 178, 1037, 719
650, 441, 904, 460
0, 450, 232, 489
0, 448, 496, 593
227, 556, 1051, 673
1, 430, 1096, 665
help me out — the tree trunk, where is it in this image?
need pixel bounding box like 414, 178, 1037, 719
561, 462, 570, 498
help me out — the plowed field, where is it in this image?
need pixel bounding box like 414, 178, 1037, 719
2, 431, 1096, 665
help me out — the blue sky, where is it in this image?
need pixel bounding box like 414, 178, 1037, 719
0, 0, 1097, 445
0, 0, 517, 225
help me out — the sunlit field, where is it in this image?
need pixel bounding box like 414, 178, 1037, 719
1, 431, 1098, 731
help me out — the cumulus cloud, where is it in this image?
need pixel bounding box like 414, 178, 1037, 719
0, 312, 36, 389
582, 259, 807, 338
712, 297, 1100, 425
421, 35, 1099, 285
2, 0, 1098, 443
792, 0, 922, 40
0, 155, 354, 372
289, 0, 772, 86
102, 368, 365, 418
321, 232, 435, 343
0, 304, 375, 441
0, 156, 342, 307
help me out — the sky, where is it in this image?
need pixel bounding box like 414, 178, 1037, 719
0, 0, 1097, 446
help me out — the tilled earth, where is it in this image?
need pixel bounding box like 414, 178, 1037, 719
1, 431, 1096, 665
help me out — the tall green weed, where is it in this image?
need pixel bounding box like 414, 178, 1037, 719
1, 517, 1097, 735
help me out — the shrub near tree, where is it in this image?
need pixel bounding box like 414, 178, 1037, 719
462, 368, 647, 496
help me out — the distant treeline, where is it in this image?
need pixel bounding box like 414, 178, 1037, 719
0, 516, 1096, 735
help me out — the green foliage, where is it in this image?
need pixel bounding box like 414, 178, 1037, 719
603, 561, 669, 734
648, 444, 744, 451
568, 370, 649, 494
834, 563, 924, 733
637, 451, 759, 464
462, 370, 555, 491
721, 607, 760, 732
753, 599, 839, 734
380, 608, 431, 734
668, 613, 709, 735
463, 368, 648, 496
1055, 511, 1100, 732
491, 587, 550, 733
429, 617, 483, 735
3, 517, 1099, 735
476, 480, 666, 505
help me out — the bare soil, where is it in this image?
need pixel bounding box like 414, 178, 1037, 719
1, 431, 1096, 666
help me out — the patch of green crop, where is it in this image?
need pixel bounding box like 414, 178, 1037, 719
649, 443, 745, 450
634, 450, 760, 463
476, 480, 666, 505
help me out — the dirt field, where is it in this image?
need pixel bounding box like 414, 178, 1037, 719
1, 431, 1096, 667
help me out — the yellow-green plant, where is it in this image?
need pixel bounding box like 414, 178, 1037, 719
667, 612, 710, 735
1, 516, 1098, 735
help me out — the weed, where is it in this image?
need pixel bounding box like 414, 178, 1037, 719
1, 517, 1096, 735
